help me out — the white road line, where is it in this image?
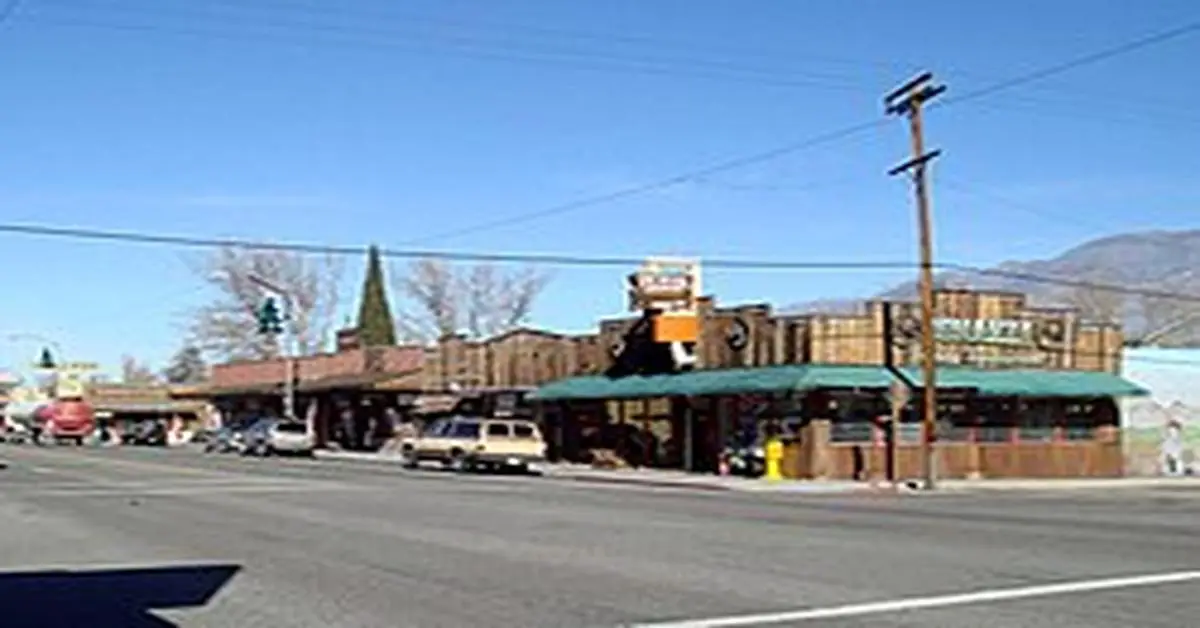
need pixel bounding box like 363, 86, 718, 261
628, 570, 1200, 628
26, 483, 356, 497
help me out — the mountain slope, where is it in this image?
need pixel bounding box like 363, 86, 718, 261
788, 230, 1200, 345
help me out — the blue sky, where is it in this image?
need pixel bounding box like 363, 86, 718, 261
0, 0, 1197, 378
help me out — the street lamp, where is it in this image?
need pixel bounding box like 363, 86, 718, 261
247, 275, 298, 421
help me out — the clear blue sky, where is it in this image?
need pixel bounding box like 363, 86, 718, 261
0, 0, 1197, 378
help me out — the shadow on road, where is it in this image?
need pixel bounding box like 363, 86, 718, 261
0, 563, 240, 627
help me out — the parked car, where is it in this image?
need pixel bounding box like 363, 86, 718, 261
402, 416, 546, 473
262, 420, 313, 456
128, 420, 168, 447
240, 419, 313, 457
203, 426, 242, 454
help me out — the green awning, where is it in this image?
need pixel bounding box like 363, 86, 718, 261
529, 364, 893, 401
897, 367, 1149, 398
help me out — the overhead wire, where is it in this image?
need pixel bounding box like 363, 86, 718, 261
25, 1, 873, 90
394, 18, 1200, 244
13, 2, 1199, 246
4, 222, 1200, 307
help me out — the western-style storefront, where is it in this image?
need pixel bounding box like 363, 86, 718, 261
201, 288, 1147, 478
530, 289, 1146, 479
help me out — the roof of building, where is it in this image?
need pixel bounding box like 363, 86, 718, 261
529, 364, 1149, 402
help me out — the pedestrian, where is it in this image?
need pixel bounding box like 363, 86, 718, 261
1162, 419, 1184, 477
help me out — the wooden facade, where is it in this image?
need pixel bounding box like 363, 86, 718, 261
205, 289, 1126, 405
411, 290, 1124, 389
202, 289, 1131, 475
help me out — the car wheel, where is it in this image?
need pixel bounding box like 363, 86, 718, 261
448, 450, 469, 472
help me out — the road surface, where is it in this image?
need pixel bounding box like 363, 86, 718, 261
1, 445, 1198, 627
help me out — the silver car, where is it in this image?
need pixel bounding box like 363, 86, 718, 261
241, 419, 313, 456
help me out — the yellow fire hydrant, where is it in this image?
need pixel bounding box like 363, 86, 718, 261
763, 437, 784, 482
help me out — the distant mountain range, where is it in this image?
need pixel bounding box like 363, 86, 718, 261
788, 230, 1200, 346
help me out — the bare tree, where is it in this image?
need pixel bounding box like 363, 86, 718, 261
121, 355, 160, 385
187, 247, 344, 362
393, 260, 550, 342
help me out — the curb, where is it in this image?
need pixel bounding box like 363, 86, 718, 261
552, 474, 735, 492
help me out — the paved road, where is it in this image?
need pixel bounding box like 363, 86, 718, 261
2, 445, 1198, 627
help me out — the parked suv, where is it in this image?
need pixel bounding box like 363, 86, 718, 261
402, 416, 545, 473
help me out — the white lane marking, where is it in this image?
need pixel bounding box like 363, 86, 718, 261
628, 570, 1200, 627
25, 483, 360, 498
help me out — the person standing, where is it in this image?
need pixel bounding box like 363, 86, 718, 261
1162, 419, 1184, 477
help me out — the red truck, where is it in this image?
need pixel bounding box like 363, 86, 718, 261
37, 399, 96, 445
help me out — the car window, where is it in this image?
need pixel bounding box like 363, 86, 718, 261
275, 422, 306, 434
449, 421, 480, 439
513, 423, 536, 438
486, 422, 510, 437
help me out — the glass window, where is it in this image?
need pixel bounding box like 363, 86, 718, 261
275, 422, 306, 434
486, 422, 510, 437
513, 424, 536, 438
450, 421, 481, 439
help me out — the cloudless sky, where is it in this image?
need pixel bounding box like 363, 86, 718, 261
0, 0, 1197, 378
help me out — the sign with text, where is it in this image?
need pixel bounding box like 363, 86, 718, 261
932, 318, 1035, 346
52, 362, 98, 400
627, 258, 701, 315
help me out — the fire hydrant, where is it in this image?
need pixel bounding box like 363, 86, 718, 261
764, 437, 784, 482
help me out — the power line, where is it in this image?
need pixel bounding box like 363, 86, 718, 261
42, 0, 906, 78
941, 263, 1200, 304
938, 21, 1200, 108
0, 222, 913, 270
402, 19, 1200, 244
24, 3, 870, 91
5, 221, 1200, 305
16, 6, 1197, 246
395, 119, 889, 245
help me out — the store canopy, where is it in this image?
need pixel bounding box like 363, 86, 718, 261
895, 367, 1149, 398
529, 364, 894, 401
530, 364, 1150, 402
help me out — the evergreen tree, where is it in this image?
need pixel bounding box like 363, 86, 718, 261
162, 345, 208, 384
356, 244, 397, 346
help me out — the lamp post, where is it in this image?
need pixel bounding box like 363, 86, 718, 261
247, 275, 298, 420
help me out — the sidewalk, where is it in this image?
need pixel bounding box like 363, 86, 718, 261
543, 464, 870, 494
309, 449, 1200, 494
315, 449, 407, 464
933, 476, 1200, 492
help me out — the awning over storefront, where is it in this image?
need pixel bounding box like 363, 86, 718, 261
896, 367, 1149, 398
531, 364, 1150, 402
529, 364, 894, 401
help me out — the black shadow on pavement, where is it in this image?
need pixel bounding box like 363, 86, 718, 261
0, 563, 240, 627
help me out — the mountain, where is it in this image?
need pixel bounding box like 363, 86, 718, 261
788, 230, 1200, 346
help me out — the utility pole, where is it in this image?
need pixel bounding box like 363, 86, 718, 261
885, 72, 945, 491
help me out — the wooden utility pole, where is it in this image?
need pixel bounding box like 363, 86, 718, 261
885, 72, 945, 491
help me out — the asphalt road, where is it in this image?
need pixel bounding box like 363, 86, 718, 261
2, 445, 1199, 628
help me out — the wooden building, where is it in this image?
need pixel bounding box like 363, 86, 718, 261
201, 288, 1146, 477
530, 289, 1146, 479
